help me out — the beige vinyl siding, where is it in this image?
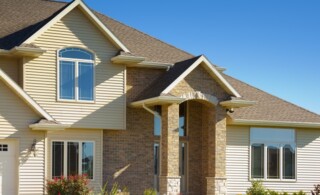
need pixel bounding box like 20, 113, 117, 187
0, 81, 45, 195
25, 8, 126, 129
47, 129, 103, 192
0, 57, 20, 84
226, 125, 320, 194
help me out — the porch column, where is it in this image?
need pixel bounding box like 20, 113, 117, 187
159, 104, 181, 195
206, 105, 227, 195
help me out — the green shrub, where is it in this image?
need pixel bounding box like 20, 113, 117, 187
144, 188, 157, 195
46, 175, 91, 195
246, 181, 267, 195
98, 181, 128, 195
293, 191, 306, 195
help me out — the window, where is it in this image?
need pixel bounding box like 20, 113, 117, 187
58, 48, 94, 101
154, 106, 161, 136
250, 128, 296, 180
179, 102, 187, 137
52, 141, 94, 179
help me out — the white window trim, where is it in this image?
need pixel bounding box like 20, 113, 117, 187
249, 128, 297, 182
51, 140, 96, 181
57, 48, 96, 103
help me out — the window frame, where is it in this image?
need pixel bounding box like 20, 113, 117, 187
249, 128, 297, 182
57, 48, 96, 103
51, 140, 96, 181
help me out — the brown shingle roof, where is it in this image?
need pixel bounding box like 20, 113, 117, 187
134, 56, 202, 101
225, 75, 320, 123
1, 0, 319, 123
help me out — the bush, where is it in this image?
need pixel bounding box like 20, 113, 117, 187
46, 175, 91, 195
246, 181, 267, 195
144, 189, 157, 195
246, 181, 306, 195
293, 191, 306, 195
98, 181, 128, 195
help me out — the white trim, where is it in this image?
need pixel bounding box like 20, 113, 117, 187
23, 0, 130, 52
0, 47, 45, 57
29, 124, 70, 131
130, 96, 186, 107
0, 68, 53, 120
229, 119, 320, 129
220, 99, 256, 108
111, 55, 145, 64
51, 140, 96, 180
249, 128, 297, 181
57, 48, 96, 103
161, 55, 241, 98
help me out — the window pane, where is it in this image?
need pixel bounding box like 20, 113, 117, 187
154, 106, 161, 136
283, 144, 295, 179
82, 142, 94, 179
60, 61, 75, 100
251, 144, 264, 178
179, 102, 187, 137
154, 143, 160, 175
52, 142, 64, 178
67, 142, 79, 176
267, 145, 280, 179
79, 62, 94, 101
59, 48, 93, 60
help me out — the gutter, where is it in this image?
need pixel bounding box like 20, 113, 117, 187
0, 46, 45, 57
229, 119, 320, 129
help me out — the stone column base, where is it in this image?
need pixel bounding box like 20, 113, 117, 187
159, 176, 181, 195
206, 177, 227, 195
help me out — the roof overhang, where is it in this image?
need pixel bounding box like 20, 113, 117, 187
0, 68, 54, 121
22, 0, 130, 52
220, 99, 257, 108
29, 123, 70, 131
228, 119, 320, 129
131, 96, 186, 107
0, 46, 45, 57
112, 54, 174, 69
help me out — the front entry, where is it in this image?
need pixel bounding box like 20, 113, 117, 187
154, 142, 188, 194
0, 140, 17, 195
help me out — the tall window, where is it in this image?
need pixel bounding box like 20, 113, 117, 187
179, 102, 187, 137
52, 141, 94, 179
250, 128, 296, 180
58, 48, 94, 101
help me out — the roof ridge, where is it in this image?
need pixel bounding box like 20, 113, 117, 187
93, 10, 194, 59
225, 74, 320, 117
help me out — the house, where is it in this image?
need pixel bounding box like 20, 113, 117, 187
0, 0, 320, 194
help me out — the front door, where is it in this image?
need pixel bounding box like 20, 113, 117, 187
0, 140, 17, 195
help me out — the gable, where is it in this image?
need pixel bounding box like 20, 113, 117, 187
169, 65, 230, 101
23, 0, 128, 52
24, 7, 126, 129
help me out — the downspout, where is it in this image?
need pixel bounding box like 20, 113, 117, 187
142, 103, 161, 118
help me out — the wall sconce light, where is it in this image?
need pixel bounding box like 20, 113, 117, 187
31, 139, 37, 157
226, 108, 234, 113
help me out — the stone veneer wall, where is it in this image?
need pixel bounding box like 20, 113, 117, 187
103, 68, 164, 195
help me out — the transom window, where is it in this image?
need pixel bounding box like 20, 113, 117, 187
250, 128, 296, 180
58, 48, 94, 101
52, 141, 94, 179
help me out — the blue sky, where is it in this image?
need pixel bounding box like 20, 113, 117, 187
84, 0, 320, 114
